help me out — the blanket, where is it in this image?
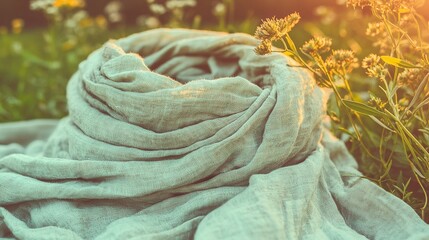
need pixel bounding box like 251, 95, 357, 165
1, 28, 428, 239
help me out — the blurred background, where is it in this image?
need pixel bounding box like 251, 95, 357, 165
0, 0, 355, 28
1, 0, 428, 29
0, 0, 428, 122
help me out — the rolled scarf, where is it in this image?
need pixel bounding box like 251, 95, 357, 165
0, 29, 428, 239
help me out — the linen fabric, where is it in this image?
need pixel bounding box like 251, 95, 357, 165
0, 28, 428, 239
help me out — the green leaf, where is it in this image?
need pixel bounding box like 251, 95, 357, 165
380, 159, 393, 179
407, 73, 429, 110
398, 8, 411, 13
380, 56, 420, 68
403, 191, 413, 200
343, 100, 389, 118
283, 51, 294, 57
369, 115, 395, 132
410, 163, 426, 179
414, 96, 429, 112
285, 35, 297, 53
337, 127, 357, 140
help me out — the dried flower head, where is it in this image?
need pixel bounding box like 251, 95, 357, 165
254, 12, 300, 42
368, 65, 388, 79
397, 68, 428, 90
284, 12, 301, 30
362, 54, 381, 69
362, 54, 387, 78
255, 17, 279, 41
254, 40, 272, 55
301, 36, 332, 56
326, 50, 359, 73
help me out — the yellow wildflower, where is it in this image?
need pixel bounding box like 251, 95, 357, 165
53, 0, 85, 8
11, 19, 24, 34
95, 15, 107, 29
62, 39, 77, 51
79, 17, 93, 28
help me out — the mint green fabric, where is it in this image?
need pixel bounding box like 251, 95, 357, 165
1, 29, 428, 239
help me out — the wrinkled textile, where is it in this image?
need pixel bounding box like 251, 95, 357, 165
1, 29, 428, 239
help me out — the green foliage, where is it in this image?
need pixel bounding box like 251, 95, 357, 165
0, 20, 137, 122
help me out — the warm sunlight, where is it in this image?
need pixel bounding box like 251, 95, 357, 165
0, 0, 428, 239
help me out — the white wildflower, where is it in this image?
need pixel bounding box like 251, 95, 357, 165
30, 0, 54, 10
145, 16, 161, 28
149, 3, 166, 15
166, 0, 196, 9
104, 1, 122, 23
104, 1, 121, 15
213, 3, 226, 17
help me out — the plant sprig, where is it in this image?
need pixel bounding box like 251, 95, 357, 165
254, 0, 429, 221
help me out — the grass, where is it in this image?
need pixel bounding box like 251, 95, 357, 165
0, 26, 141, 122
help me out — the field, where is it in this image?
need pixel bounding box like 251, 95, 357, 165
1, 0, 428, 222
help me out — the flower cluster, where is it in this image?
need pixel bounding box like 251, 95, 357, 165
254, 40, 272, 55
368, 95, 386, 111
397, 68, 428, 90
254, 13, 300, 42
347, 0, 418, 13
366, 22, 383, 37
365, 22, 391, 54
253, 13, 300, 55
301, 36, 332, 56
362, 54, 388, 79
326, 50, 359, 73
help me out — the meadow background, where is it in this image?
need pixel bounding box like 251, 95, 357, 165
1, 0, 428, 222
